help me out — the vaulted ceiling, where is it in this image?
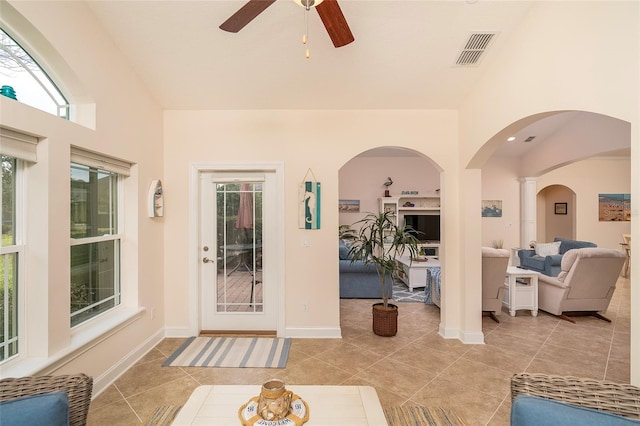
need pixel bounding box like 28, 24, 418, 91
86, 0, 533, 110
85, 1, 630, 161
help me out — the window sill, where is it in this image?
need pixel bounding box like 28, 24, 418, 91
0, 307, 145, 379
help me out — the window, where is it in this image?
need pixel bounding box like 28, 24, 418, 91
70, 161, 121, 327
0, 155, 19, 361
0, 128, 34, 363
0, 27, 69, 119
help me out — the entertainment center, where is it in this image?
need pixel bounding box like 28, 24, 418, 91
379, 194, 440, 257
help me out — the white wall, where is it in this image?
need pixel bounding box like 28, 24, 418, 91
163, 110, 462, 337
539, 185, 575, 242
1, 1, 164, 392
537, 159, 631, 250
460, 1, 638, 382
338, 155, 440, 227
480, 156, 520, 251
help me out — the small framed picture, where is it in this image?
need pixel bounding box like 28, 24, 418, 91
555, 202, 567, 215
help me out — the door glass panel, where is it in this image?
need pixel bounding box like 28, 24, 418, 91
216, 182, 263, 312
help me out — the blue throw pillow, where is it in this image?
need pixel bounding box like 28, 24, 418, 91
339, 241, 352, 260
0, 391, 69, 426
511, 395, 640, 426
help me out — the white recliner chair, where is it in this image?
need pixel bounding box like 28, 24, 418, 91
537, 247, 626, 323
482, 247, 510, 323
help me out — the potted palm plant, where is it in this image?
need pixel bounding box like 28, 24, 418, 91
348, 211, 420, 337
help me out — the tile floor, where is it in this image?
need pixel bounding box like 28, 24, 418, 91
87, 275, 631, 425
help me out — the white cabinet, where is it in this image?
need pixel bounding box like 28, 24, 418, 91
380, 195, 441, 254
380, 195, 440, 216
503, 267, 539, 317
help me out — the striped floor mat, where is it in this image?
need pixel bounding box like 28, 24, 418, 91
162, 336, 291, 368
384, 406, 467, 425
143, 405, 181, 426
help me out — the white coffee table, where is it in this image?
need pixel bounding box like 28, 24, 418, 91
395, 256, 440, 291
171, 385, 387, 425
503, 266, 539, 317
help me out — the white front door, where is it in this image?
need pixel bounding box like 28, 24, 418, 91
199, 171, 278, 332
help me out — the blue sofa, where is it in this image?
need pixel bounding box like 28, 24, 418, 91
518, 237, 597, 276
339, 240, 392, 298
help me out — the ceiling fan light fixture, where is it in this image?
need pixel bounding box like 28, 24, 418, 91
294, 0, 325, 10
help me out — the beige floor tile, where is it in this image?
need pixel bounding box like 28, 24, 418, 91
114, 360, 189, 398
186, 365, 274, 385
318, 341, 383, 372
89, 384, 124, 410
526, 357, 605, 381
463, 345, 534, 374
276, 357, 353, 385
291, 338, 344, 357
153, 338, 188, 357
535, 342, 608, 375
349, 332, 414, 357
87, 399, 141, 426
356, 358, 437, 400
410, 376, 502, 426
125, 376, 200, 421
486, 400, 512, 426
605, 359, 631, 383
439, 358, 513, 400
340, 375, 407, 409
87, 278, 630, 426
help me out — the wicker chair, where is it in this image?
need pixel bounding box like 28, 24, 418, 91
0, 373, 93, 426
511, 373, 640, 420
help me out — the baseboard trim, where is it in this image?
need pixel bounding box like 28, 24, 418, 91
438, 323, 460, 339
285, 327, 342, 338
460, 330, 485, 344
164, 326, 196, 338
92, 328, 165, 398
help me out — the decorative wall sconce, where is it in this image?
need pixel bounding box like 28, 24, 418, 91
148, 180, 164, 217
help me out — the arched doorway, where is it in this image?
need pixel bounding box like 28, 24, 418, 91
537, 184, 576, 242
337, 146, 444, 328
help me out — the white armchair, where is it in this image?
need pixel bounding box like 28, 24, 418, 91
482, 247, 510, 322
537, 247, 626, 322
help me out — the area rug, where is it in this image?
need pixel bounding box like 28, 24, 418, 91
143, 405, 182, 426
162, 336, 291, 368
384, 406, 467, 426
392, 282, 427, 303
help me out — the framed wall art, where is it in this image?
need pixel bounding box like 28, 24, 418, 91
338, 199, 360, 212
554, 202, 567, 215
599, 193, 631, 221
481, 200, 502, 217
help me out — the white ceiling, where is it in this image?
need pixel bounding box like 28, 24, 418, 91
86, 0, 534, 110
85, 0, 630, 160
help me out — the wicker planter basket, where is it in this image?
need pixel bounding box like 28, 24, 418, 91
372, 303, 398, 336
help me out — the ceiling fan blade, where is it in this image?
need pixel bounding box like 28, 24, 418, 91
315, 0, 354, 48
219, 0, 277, 33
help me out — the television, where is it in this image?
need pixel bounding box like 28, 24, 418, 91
404, 214, 440, 243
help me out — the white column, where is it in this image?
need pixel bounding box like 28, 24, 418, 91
519, 177, 538, 247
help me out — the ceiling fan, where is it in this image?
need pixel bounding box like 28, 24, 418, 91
219, 0, 354, 48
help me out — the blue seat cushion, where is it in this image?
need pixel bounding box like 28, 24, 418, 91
511, 395, 640, 426
0, 391, 69, 426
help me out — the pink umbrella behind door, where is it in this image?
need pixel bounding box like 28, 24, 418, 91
236, 183, 253, 230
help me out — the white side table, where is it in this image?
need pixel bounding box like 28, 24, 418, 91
503, 266, 539, 317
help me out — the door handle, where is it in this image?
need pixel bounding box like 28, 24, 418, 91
203, 257, 214, 264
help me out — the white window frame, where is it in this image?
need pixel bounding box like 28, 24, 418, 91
70, 149, 129, 327
0, 27, 70, 119
0, 155, 27, 364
